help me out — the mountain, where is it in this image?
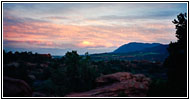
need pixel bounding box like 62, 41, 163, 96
90, 42, 169, 62
113, 42, 162, 53
141, 44, 169, 54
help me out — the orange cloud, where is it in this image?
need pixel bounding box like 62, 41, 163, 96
3, 17, 176, 50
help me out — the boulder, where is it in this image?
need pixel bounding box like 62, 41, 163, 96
3, 76, 32, 97
96, 72, 133, 85
66, 72, 151, 97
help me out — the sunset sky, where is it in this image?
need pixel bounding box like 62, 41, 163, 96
3, 3, 187, 55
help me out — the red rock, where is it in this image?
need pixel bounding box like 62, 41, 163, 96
66, 72, 151, 97
3, 76, 32, 97
96, 72, 133, 85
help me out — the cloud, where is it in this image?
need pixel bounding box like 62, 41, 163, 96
3, 15, 48, 27
2, 3, 186, 54
3, 11, 178, 55
92, 10, 179, 22
43, 16, 69, 21
3, 39, 79, 50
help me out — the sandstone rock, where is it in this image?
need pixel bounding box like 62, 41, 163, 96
3, 76, 32, 97
66, 72, 151, 97
96, 72, 133, 84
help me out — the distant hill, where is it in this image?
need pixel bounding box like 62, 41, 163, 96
113, 42, 167, 54
89, 42, 169, 62
141, 44, 169, 54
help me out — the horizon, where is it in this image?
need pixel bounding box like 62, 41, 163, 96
3, 42, 169, 56
3, 2, 187, 55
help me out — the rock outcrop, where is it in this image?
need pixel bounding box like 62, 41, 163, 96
66, 72, 151, 97
3, 76, 33, 97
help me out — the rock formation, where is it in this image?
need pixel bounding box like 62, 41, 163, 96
66, 72, 151, 97
3, 76, 32, 97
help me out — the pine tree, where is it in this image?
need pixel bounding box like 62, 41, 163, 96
164, 13, 187, 96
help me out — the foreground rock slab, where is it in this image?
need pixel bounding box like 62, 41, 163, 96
66, 72, 151, 97
3, 76, 32, 97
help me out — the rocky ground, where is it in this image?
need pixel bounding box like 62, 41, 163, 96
3, 72, 151, 97
66, 72, 151, 97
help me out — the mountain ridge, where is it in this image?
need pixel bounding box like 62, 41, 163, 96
113, 42, 168, 54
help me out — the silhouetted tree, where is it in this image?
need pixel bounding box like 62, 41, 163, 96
50, 51, 98, 95
64, 51, 97, 91
65, 51, 81, 78
164, 13, 187, 96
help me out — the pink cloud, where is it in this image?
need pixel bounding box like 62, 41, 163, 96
3, 16, 176, 50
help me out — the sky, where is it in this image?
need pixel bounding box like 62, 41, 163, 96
3, 2, 187, 55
